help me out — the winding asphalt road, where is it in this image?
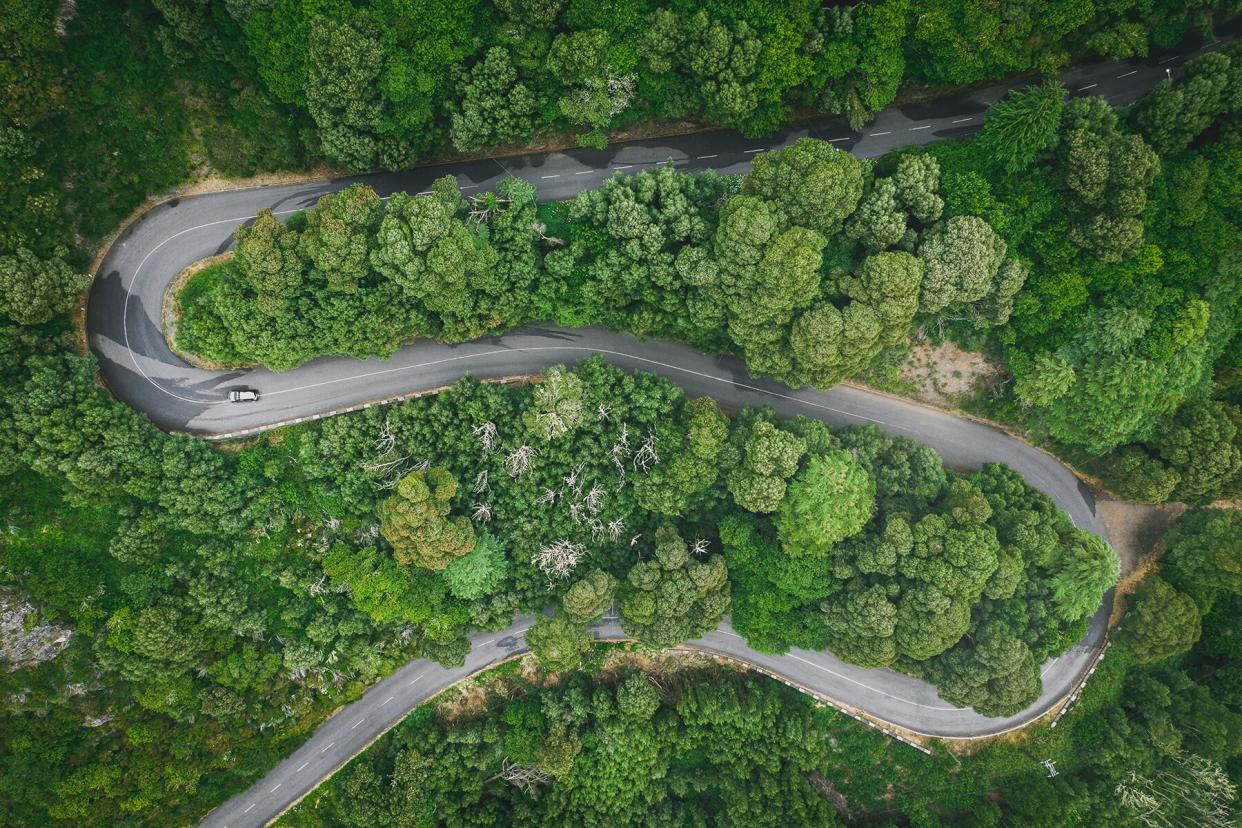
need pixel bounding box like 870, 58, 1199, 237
83, 37, 1233, 828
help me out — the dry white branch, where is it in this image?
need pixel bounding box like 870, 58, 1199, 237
532, 539, 585, 579
473, 421, 499, 454
584, 484, 604, 515
505, 445, 537, 478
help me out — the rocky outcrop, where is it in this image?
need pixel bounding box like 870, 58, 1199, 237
0, 588, 72, 670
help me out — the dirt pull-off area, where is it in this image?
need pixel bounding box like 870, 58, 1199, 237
897, 335, 1002, 407
1097, 498, 1185, 626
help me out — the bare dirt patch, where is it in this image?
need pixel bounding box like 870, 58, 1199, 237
1097, 499, 1185, 626
1096, 499, 1184, 578
897, 334, 1002, 407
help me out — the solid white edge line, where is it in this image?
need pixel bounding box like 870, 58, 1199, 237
952, 117, 973, 123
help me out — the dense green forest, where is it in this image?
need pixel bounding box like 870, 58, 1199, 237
279, 513, 1242, 827
180, 41, 1242, 507
0, 352, 1119, 823
3, 1, 1242, 826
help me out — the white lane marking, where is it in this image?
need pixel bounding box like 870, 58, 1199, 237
952, 117, 973, 123
320, 741, 335, 753
697, 154, 718, 159
613, 164, 632, 169
908, 125, 931, 131
829, 137, 850, 142
409, 676, 423, 687
1201, 40, 1220, 50
459, 184, 478, 190
714, 630, 965, 710
539, 174, 560, 179
296, 762, 309, 772
1159, 54, 1179, 64
1077, 83, 1098, 91
417, 190, 432, 195
574, 170, 594, 174
1041, 657, 1059, 679
259, 345, 905, 432
350, 718, 365, 730
1117, 70, 1138, 78
478, 638, 496, 646
743, 148, 765, 153
784, 654, 960, 710
869, 131, 892, 136
244, 804, 256, 813
381, 696, 394, 706
270, 783, 281, 792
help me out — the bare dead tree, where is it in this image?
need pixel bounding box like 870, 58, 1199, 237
374, 416, 397, 455
563, 462, 586, 497
533, 539, 585, 579
471, 503, 492, 523
505, 445, 537, 478
630, 533, 642, 547
473, 421, 499, 454
690, 538, 710, 558
607, 518, 625, 542
633, 432, 660, 471
597, 403, 612, 421
489, 758, 553, 796
473, 469, 490, 495
531, 220, 566, 247
536, 411, 568, 440
1116, 752, 1237, 828
537, 488, 558, 505
584, 483, 604, 515
467, 191, 511, 225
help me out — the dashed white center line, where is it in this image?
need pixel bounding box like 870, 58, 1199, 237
743, 148, 765, 153
829, 137, 850, 142
1117, 70, 1138, 78
613, 164, 632, 169
320, 741, 335, 753
244, 804, 256, 814
459, 184, 478, 190
574, 170, 593, 174
296, 762, 309, 772
870, 131, 891, 136
908, 125, 931, 131
697, 154, 717, 159
417, 190, 432, 195
350, 718, 365, 729
381, 695, 394, 706
478, 637, 496, 646
952, 117, 973, 123
1159, 54, 1180, 64
408, 676, 422, 687
1077, 83, 1098, 91
540, 174, 560, 179
270, 783, 281, 793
